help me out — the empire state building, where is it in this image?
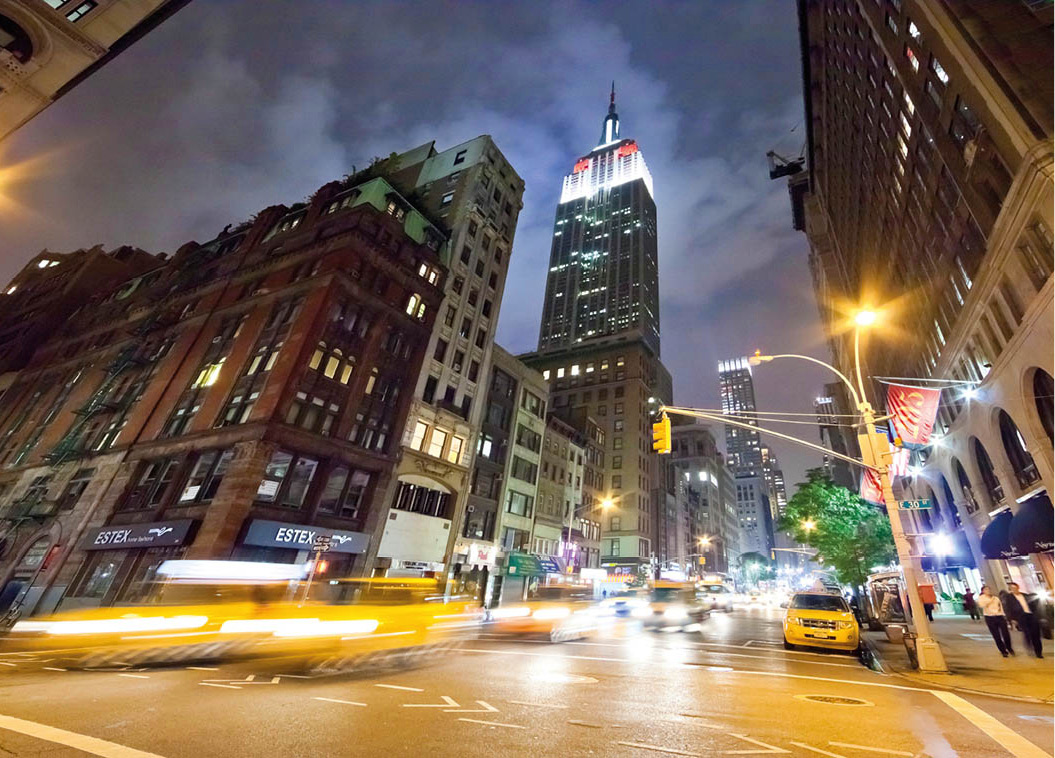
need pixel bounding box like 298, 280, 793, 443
537, 85, 660, 355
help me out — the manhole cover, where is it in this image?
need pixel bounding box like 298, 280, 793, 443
794, 694, 874, 706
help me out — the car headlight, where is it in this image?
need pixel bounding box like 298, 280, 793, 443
663, 606, 689, 621
785, 615, 800, 625
532, 607, 571, 621
490, 607, 531, 619
836, 620, 857, 630
38, 615, 209, 636
630, 606, 653, 618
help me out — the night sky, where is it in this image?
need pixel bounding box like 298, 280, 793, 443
0, 0, 838, 492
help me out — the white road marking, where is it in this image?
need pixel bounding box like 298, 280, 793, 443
507, 700, 568, 709
789, 743, 847, 758
457, 717, 525, 729
42, 667, 67, 672
198, 682, 241, 690
403, 695, 459, 708
827, 743, 914, 757
185, 666, 218, 671
0, 661, 15, 667
566, 640, 861, 669
313, 697, 366, 707
724, 733, 790, 754
929, 691, 1053, 758
375, 683, 424, 692
117, 674, 149, 680
445, 700, 498, 713
616, 740, 700, 756
0, 712, 168, 758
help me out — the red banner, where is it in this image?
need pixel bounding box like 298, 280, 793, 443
886, 384, 942, 449
860, 468, 884, 505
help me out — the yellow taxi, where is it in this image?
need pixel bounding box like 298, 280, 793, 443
488, 584, 597, 642
642, 581, 708, 630
782, 591, 860, 652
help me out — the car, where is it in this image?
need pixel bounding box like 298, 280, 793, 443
642, 581, 708, 630
783, 592, 860, 653
697, 583, 733, 612
487, 585, 597, 642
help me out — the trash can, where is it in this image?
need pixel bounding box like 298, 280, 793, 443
903, 631, 919, 670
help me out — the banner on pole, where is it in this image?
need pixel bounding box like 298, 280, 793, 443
860, 468, 884, 506
886, 383, 942, 449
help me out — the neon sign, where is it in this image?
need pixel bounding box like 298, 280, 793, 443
616, 142, 639, 158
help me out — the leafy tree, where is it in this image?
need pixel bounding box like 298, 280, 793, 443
779, 469, 896, 588
739, 552, 774, 584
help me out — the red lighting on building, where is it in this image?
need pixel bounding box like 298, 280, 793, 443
616, 142, 639, 158
572, 158, 590, 173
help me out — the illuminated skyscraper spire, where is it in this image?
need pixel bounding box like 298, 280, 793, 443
600, 81, 620, 145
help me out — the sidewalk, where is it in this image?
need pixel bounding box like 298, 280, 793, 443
865, 613, 1054, 703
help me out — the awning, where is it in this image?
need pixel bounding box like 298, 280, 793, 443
505, 552, 542, 576
535, 555, 564, 574
1009, 493, 1054, 555
943, 530, 976, 569
979, 510, 1019, 560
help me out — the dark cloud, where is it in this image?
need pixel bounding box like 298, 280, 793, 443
0, 0, 833, 488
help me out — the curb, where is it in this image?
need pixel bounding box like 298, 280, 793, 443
866, 635, 1053, 705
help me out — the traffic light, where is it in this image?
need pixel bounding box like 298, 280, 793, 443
652, 413, 671, 454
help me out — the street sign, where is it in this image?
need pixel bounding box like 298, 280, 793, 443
898, 499, 932, 510
312, 535, 332, 552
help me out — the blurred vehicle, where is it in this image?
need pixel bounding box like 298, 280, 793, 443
598, 589, 652, 620
6, 561, 482, 671
783, 592, 860, 653
487, 584, 597, 642
696, 583, 733, 612
643, 581, 708, 630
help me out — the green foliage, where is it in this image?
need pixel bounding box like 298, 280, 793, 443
779, 469, 896, 588
739, 552, 775, 583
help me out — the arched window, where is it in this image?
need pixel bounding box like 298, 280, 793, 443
1033, 369, 1053, 444
971, 438, 1004, 505
952, 459, 978, 514
997, 410, 1039, 489
0, 15, 33, 64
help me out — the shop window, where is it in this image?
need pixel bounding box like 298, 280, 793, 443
177, 450, 234, 504
74, 552, 122, 599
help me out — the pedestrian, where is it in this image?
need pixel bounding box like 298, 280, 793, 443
976, 585, 1014, 657
1004, 583, 1044, 659
962, 589, 979, 621
923, 602, 935, 621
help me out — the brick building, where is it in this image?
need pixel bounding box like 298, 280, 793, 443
0, 173, 447, 614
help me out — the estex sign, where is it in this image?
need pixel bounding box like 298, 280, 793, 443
82, 520, 196, 550
243, 519, 369, 555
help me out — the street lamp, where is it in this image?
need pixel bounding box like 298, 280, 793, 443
801, 519, 816, 533
744, 308, 948, 673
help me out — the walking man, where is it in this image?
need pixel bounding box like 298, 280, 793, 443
977, 585, 1014, 657
1005, 582, 1044, 658
962, 589, 979, 621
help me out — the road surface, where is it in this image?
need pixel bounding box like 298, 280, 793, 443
0, 606, 1050, 757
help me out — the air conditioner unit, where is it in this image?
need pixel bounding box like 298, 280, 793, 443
466, 505, 475, 513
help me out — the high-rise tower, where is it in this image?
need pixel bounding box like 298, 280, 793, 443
537, 84, 660, 355
523, 88, 672, 575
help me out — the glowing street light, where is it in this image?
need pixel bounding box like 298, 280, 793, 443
801, 519, 816, 533
698, 535, 712, 547
854, 309, 877, 327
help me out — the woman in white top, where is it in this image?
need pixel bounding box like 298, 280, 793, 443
976, 585, 1014, 657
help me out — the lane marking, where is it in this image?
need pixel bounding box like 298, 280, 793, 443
403, 696, 460, 708
42, 667, 67, 672
616, 741, 700, 756
566, 640, 861, 669
457, 717, 525, 729
0, 712, 168, 758
0, 661, 16, 667
929, 691, 1053, 758
185, 666, 218, 671
198, 682, 241, 690
117, 674, 149, 680
445, 700, 498, 713
568, 719, 603, 728
313, 697, 366, 707
507, 700, 568, 709
460, 648, 920, 691
375, 684, 424, 692
827, 743, 914, 757
725, 733, 791, 754
788, 743, 847, 758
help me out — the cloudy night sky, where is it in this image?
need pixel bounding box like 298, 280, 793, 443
0, 0, 840, 491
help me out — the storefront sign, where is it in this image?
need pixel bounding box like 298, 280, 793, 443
243, 519, 369, 555
82, 519, 196, 551
455, 541, 497, 567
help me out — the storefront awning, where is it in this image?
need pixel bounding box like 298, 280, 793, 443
1009, 493, 1054, 555
535, 555, 564, 574
979, 510, 1019, 560
506, 552, 543, 576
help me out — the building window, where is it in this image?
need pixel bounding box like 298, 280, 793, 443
57, 468, 94, 511
510, 455, 538, 484
608, 539, 620, 557
317, 467, 371, 520
405, 293, 426, 320
65, 1, 96, 22
441, 192, 454, 205
515, 424, 541, 452
427, 428, 449, 458
410, 421, 429, 451
123, 459, 179, 511
907, 19, 921, 41
256, 450, 318, 509
177, 450, 234, 504
393, 481, 451, 519
929, 55, 949, 85
506, 490, 533, 517
904, 46, 919, 72
885, 13, 897, 34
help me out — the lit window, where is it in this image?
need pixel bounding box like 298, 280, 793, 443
557, 367, 565, 378
447, 436, 463, 464
897, 134, 909, 158
930, 56, 949, 85
905, 46, 919, 72
428, 428, 448, 458
441, 192, 454, 205
405, 294, 421, 316
37, 259, 50, 269
542, 370, 551, 380
570, 364, 580, 376
586, 362, 595, 373
324, 356, 340, 379
194, 360, 225, 388
407, 422, 430, 452
4, 285, 16, 295
65, 1, 96, 22
900, 112, 912, 137
908, 20, 921, 41
903, 92, 915, 116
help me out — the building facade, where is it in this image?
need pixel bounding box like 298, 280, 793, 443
814, 382, 859, 490
0, 173, 448, 614
793, 0, 1053, 594
0, 0, 189, 142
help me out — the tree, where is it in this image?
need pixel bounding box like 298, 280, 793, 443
779, 469, 896, 589
739, 552, 775, 584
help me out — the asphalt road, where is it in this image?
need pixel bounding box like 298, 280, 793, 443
0, 605, 1051, 758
